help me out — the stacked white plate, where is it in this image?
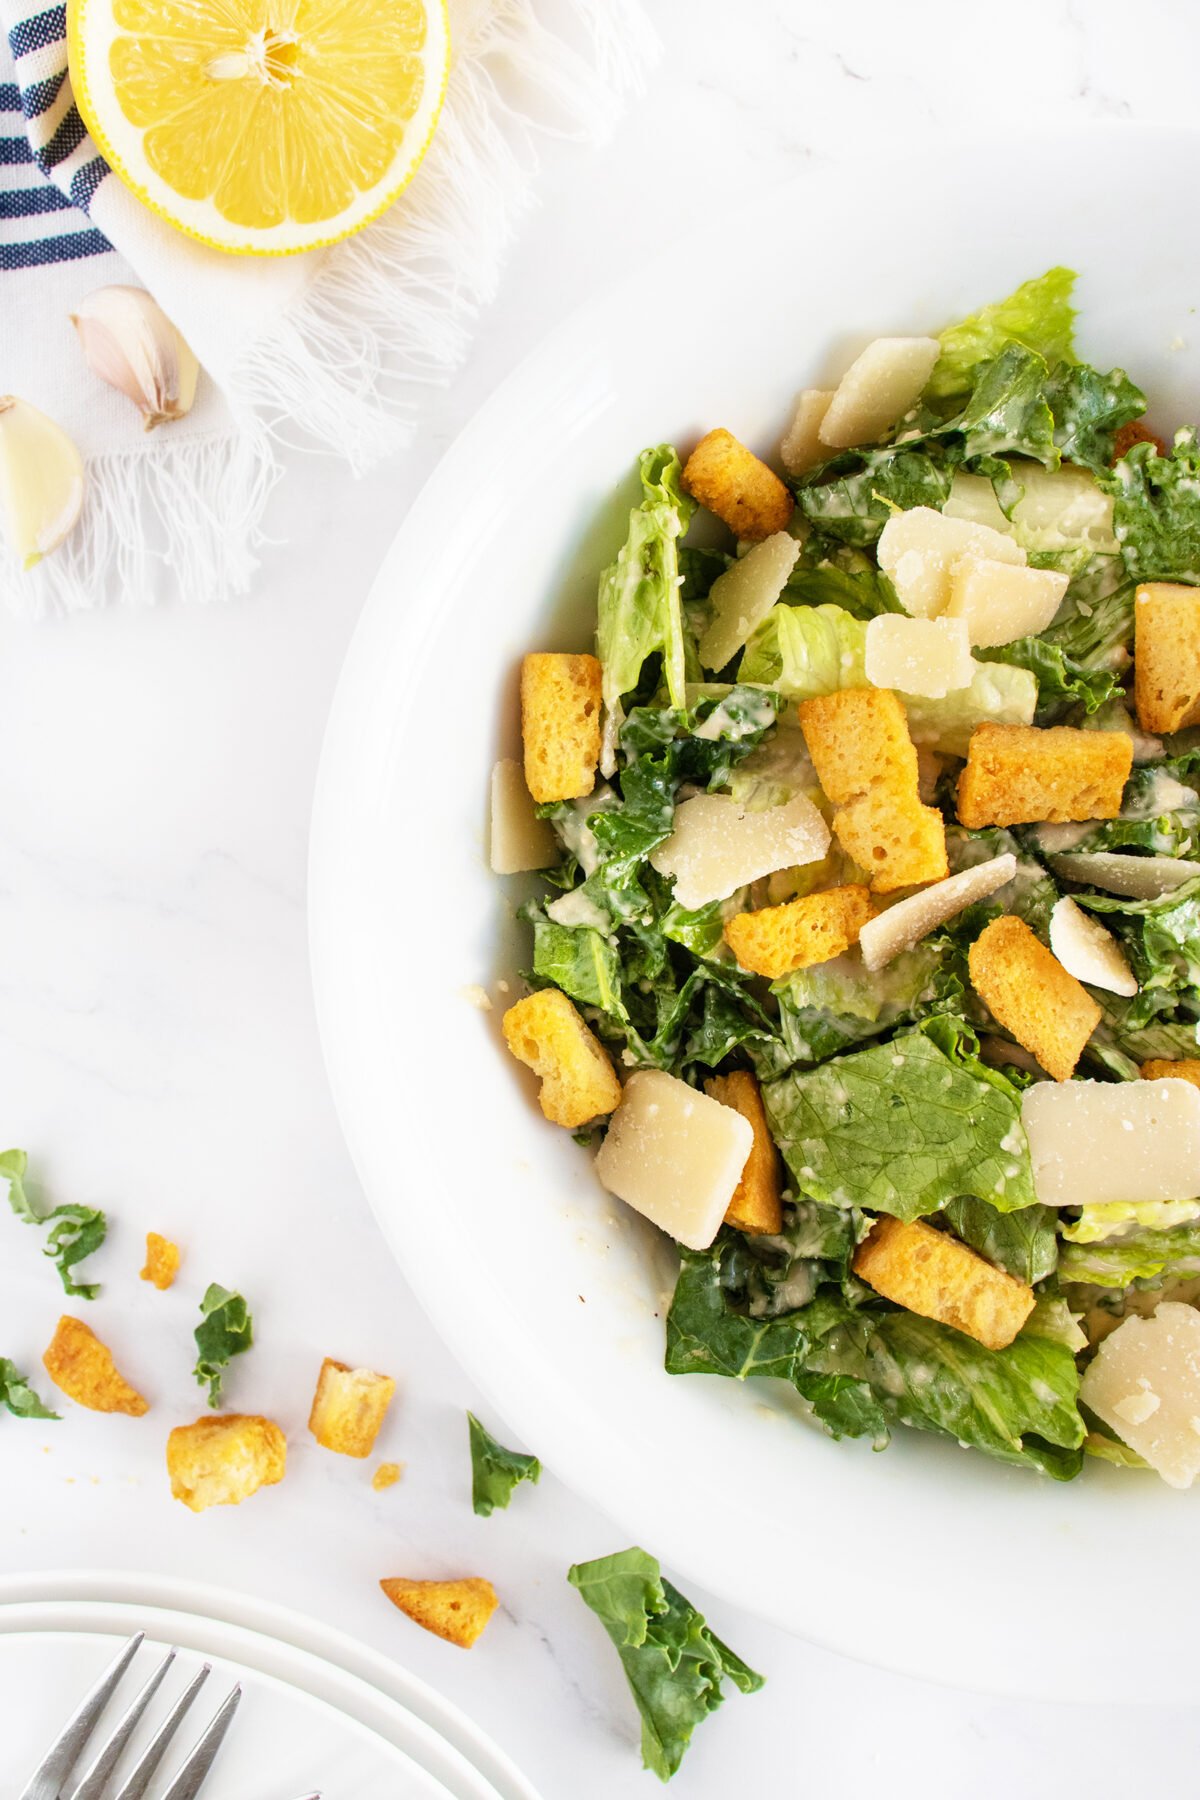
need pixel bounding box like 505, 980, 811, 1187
0, 1571, 541, 1800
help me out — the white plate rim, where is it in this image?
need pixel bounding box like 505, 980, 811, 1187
308, 124, 1200, 1705
0, 1570, 541, 1800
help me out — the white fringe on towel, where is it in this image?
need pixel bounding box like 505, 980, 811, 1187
6, 0, 658, 616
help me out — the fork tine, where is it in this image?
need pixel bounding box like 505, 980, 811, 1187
156, 1684, 241, 1800
64, 1650, 176, 1800
110, 1664, 212, 1800
17, 1632, 145, 1800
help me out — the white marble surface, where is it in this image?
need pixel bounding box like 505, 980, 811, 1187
1, 2, 1197, 1793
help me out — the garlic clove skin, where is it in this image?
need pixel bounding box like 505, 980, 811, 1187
0, 396, 85, 571
71, 285, 200, 431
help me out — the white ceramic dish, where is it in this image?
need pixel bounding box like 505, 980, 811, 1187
310, 127, 1200, 1702
0, 1573, 539, 1800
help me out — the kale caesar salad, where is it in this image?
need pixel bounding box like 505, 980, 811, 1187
491, 268, 1200, 1489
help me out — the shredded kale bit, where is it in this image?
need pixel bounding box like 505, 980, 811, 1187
0, 1358, 59, 1421
567, 1548, 763, 1781
193, 1283, 254, 1407
499, 265, 1200, 1489
1, 1148, 107, 1299
467, 1411, 541, 1516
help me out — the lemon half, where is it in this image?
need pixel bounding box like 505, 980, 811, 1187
68, 0, 449, 256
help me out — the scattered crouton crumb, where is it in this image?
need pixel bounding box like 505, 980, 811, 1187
460, 984, 493, 1012
373, 1461, 403, 1491
140, 1231, 181, 1291
380, 1576, 499, 1649
968, 914, 1100, 1081
853, 1216, 1034, 1350
167, 1413, 286, 1512
309, 1358, 396, 1459
682, 428, 794, 540
43, 1315, 149, 1417
502, 988, 621, 1128
704, 1070, 782, 1235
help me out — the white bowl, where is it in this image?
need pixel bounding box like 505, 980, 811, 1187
310, 126, 1200, 1702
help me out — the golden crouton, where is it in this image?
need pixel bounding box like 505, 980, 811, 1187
380, 1576, 498, 1649
520, 652, 602, 804
1134, 583, 1200, 733
968, 914, 1101, 1081
308, 1357, 396, 1458
1141, 1058, 1200, 1088
704, 1070, 783, 1235
681, 428, 794, 541
501, 988, 621, 1128
140, 1231, 181, 1291
373, 1461, 403, 1491
43, 1315, 148, 1416
166, 1413, 287, 1512
798, 688, 947, 892
724, 885, 873, 979
1112, 420, 1167, 461
853, 1215, 1035, 1351
957, 722, 1131, 828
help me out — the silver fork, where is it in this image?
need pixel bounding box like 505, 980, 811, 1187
17, 1632, 316, 1800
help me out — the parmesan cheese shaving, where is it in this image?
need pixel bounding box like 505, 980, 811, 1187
858, 853, 1017, 971
594, 1069, 753, 1251
1021, 1079, 1200, 1208
648, 792, 830, 911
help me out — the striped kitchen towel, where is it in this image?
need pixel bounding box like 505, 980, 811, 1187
0, 0, 657, 616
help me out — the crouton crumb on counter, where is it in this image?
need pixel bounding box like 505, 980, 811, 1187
309, 1357, 396, 1458
140, 1231, 181, 1291
167, 1414, 286, 1512
681, 427, 793, 541
372, 1461, 403, 1491
488, 267, 1200, 1490
380, 1576, 499, 1649
501, 988, 621, 1128
43, 1315, 149, 1417
969, 914, 1101, 1081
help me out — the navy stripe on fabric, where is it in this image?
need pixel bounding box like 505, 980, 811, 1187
0, 134, 34, 163
40, 104, 86, 168
0, 82, 20, 109
0, 225, 109, 270
69, 154, 106, 211
7, 6, 68, 59
22, 69, 65, 118
0, 182, 72, 217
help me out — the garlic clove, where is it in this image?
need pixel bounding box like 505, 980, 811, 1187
0, 396, 84, 571
70, 285, 200, 431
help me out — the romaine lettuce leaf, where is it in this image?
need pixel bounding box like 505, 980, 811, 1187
467, 1412, 541, 1516
1106, 429, 1200, 584
1061, 1200, 1200, 1245
772, 945, 948, 1066
1040, 553, 1135, 663
738, 602, 866, 697
1046, 361, 1145, 471
954, 344, 1057, 466
194, 1284, 253, 1407
1050, 763, 1200, 859
793, 445, 954, 547
1073, 877, 1200, 1014
942, 1195, 1058, 1284
2, 1149, 107, 1299
1059, 1222, 1200, 1287
1083, 994, 1200, 1080
979, 636, 1120, 723
532, 920, 624, 1014
761, 1020, 1036, 1220
0, 1358, 59, 1421
928, 267, 1077, 401
903, 658, 1038, 755
597, 447, 695, 721
567, 1548, 763, 1782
